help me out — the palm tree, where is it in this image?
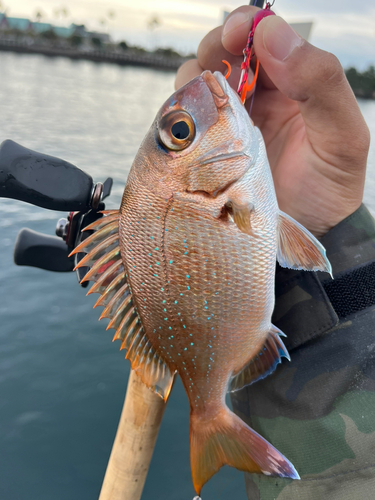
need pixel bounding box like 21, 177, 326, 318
35, 10, 43, 22
147, 15, 161, 32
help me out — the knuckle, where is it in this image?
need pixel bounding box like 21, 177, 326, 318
354, 121, 371, 158
318, 52, 345, 87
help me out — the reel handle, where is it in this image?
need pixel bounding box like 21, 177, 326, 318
14, 228, 74, 272
0, 140, 93, 211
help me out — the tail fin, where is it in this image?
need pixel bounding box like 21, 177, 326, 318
190, 406, 299, 495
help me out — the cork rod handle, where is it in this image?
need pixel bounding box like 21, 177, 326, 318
99, 370, 167, 500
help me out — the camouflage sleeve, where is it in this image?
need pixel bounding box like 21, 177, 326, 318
231, 204, 375, 500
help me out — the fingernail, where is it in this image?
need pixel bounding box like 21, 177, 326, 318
263, 16, 303, 61
222, 11, 251, 39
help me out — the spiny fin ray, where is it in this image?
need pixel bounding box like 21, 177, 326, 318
69, 220, 119, 257
93, 272, 126, 309
71, 210, 173, 400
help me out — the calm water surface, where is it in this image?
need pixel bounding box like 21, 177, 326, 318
0, 52, 374, 500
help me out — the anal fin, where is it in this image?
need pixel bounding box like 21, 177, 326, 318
230, 325, 290, 392
277, 211, 332, 275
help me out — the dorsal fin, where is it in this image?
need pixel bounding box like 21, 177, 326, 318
70, 211, 174, 400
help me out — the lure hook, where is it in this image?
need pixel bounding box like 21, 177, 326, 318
222, 60, 232, 80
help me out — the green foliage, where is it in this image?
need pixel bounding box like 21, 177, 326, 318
91, 37, 102, 49
41, 29, 57, 40
153, 47, 181, 58
118, 41, 128, 51
132, 45, 147, 54
346, 65, 375, 99
70, 34, 82, 47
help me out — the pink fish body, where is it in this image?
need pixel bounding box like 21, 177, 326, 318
72, 71, 331, 495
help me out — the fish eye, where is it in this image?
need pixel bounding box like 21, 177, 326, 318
158, 110, 195, 151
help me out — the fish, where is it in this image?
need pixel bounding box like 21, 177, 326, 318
71, 70, 332, 495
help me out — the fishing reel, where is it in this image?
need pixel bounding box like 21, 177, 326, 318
0, 139, 113, 287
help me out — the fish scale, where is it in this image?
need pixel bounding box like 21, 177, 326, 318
71, 70, 332, 495
119, 168, 278, 410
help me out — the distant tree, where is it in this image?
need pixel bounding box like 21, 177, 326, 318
132, 45, 147, 54
154, 47, 181, 58
53, 7, 68, 19
346, 65, 375, 99
147, 15, 161, 31
41, 29, 57, 40
35, 10, 43, 22
70, 34, 82, 47
91, 36, 102, 49
346, 67, 360, 90
118, 41, 128, 51
361, 65, 375, 97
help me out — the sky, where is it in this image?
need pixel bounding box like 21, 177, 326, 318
2, 0, 375, 69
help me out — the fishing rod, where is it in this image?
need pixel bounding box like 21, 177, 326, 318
250, 0, 267, 6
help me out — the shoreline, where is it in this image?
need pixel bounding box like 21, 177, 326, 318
0, 39, 186, 71
1, 40, 374, 100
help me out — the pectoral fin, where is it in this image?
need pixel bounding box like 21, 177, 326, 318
226, 200, 255, 236
277, 211, 332, 275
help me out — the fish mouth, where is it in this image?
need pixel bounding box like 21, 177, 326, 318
202, 71, 229, 109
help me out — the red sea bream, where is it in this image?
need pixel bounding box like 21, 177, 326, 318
72, 70, 331, 495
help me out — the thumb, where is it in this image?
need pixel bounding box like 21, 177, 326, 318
254, 15, 369, 166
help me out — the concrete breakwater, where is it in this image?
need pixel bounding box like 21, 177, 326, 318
0, 38, 187, 71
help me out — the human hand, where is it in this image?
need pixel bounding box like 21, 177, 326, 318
175, 6, 370, 237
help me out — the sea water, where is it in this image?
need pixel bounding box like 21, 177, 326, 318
0, 52, 374, 500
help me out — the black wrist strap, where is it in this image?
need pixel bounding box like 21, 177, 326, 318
322, 262, 375, 319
